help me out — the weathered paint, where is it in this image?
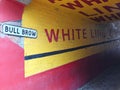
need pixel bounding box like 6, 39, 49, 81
0, 0, 120, 90
23, 0, 120, 77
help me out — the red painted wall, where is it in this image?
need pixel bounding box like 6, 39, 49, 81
0, 0, 120, 90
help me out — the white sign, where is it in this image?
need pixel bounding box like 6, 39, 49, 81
2, 24, 37, 38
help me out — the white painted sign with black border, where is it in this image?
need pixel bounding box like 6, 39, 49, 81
2, 24, 37, 38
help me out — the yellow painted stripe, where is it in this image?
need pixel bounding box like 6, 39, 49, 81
25, 40, 119, 77
22, 0, 120, 77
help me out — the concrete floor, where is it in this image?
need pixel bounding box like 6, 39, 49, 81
78, 63, 120, 90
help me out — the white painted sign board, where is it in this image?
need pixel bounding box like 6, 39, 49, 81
2, 24, 37, 38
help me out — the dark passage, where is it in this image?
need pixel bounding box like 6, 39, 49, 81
78, 63, 120, 90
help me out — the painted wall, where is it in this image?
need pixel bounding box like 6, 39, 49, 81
0, 0, 120, 90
